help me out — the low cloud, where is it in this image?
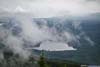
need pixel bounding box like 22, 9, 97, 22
0, 13, 79, 56
34, 41, 76, 51
0, 26, 30, 59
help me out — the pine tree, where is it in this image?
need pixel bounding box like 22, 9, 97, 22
38, 52, 50, 67
64, 64, 67, 67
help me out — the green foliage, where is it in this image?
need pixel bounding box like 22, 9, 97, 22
38, 53, 50, 67
0, 49, 81, 67
64, 64, 67, 67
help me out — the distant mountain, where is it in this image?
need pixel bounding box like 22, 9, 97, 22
0, 13, 100, 64
32, 13, 100, 65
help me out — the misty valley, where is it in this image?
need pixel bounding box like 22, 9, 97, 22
0, 12, 100, 67
0, 0, 100, 67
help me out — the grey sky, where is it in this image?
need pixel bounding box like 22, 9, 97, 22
0, 0, 100, 17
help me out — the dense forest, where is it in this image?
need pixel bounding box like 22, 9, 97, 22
0, 50, 81, 67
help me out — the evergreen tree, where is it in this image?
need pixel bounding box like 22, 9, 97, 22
38, 52, 50, 67
64, 64, 67, 67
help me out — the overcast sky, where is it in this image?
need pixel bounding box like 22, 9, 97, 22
0, 0, 100, 17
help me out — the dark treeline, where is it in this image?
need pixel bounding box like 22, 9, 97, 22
0, 50, 81, 67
